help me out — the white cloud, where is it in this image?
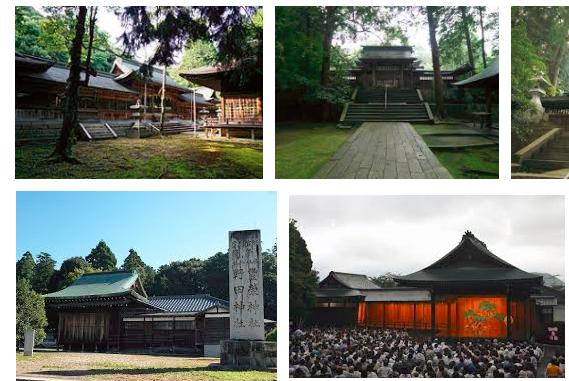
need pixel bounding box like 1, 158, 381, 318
290, 196, 565, 281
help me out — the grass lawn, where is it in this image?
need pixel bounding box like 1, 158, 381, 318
16, 351, 275, 381
15, 135, 263, 179
276, 122, 354, 178
413, 123, 499, 179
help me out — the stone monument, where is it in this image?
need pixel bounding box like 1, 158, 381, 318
24, 328, 34, 356
219, 229, 277, 369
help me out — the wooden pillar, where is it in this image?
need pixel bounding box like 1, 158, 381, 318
382, 303, 386, 329
372, 63, 376, 87
57, 312, 62, 351
171, 317, 175, 350
430, 290, 436, 336
506, 288, 512, 339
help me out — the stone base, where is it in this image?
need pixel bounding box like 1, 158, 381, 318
219, 340, 277, 370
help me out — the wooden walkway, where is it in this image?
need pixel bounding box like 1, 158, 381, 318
315, 122, 452, 179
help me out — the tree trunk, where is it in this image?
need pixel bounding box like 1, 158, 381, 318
478, 7, 487, 69
159, 66, 166, 131
50, 6, 87, 162
460, 7, 475, 72
427, 7, 445, 118
549, 42, 568, 89
83, 7, 98, 85
320, 6, 336, 121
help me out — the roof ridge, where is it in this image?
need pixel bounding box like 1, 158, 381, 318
81, 270, 136, 276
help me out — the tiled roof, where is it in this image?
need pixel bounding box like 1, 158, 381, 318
395, 231, 542, 285
179, 92, 211, 105
20, 62, 137, 94
43, 271, 145, 299
453, 57, 499, 87
327, 271, 380, 290
112, 58, 191, 92
147, 294, 228, 313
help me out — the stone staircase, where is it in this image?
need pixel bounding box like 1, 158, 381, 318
341, 88, 433, 124
78, 122, 118, 141
150, 121, 195, 135
522, 130, 569, 172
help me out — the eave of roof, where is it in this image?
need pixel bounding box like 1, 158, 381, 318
453, 57, 499, 87
111, 58, 192, 92
19, 62, 137, 94
43, 270, 147, 299
394, 231, 542, 285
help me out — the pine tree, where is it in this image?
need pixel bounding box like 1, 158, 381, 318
86, 240, 117, 271
16, 251, 36, 283
32, 252, 56, 294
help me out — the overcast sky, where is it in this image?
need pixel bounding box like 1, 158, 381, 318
290, 196, 565, 281
335, 6, 499, 69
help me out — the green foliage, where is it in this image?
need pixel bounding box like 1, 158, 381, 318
15, 7, 49, 58
265, 327, 277, 342
275, 122, 355, 179
511, 7, 569, 140
86, 240, 117, 271
170, 39, 218, 87
289, 219, 319, 325
370, 272, 400, 288
32, 252, 56, 294
49, 256, 96, 291
15, 6, 116, 71
263, 248, 277, 320
16, 279, 48, 346
121, 249, 155, 293
16, 251, 36, 283
150, 250, 277, 320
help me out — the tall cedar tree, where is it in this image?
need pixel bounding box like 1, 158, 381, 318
289, 220, 318, 326
427, 6, 445, 118
122, 249, 155, 293
32, 252, 56, 294
478, 7, 487, 68
16, 251, 36, 283
460, 7, 475, 71
86, 240, 117, 271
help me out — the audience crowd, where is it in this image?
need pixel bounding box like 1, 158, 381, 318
289, 327, 565, 378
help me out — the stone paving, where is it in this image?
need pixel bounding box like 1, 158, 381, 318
315, 122, 452, 179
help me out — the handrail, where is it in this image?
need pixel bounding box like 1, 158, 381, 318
104, 123, 118, 138
514, 128, 561, 164
78, 123, 92, 141
416, 89, 424, 102
384, 87, 388, 110
339, 102, 351, 123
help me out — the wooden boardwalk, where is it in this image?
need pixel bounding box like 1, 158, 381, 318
315, 122, 452, 179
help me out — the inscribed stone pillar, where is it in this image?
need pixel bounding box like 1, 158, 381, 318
24, 328, 34, 356
228, 230, 264, 341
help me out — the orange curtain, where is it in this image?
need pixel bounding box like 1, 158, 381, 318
357, 303, 366, 326
456, 296, 507, 338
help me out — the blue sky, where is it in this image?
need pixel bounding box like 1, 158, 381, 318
17, 192, 276, 269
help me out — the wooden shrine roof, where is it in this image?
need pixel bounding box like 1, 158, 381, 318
111, 57, 192, 93
146, 294, 229, 314
395, 231, 542, 286
16, 53, 137, 95
43, 270, 147, 300
320, 271, 380, 290
453, 57, 499, 88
